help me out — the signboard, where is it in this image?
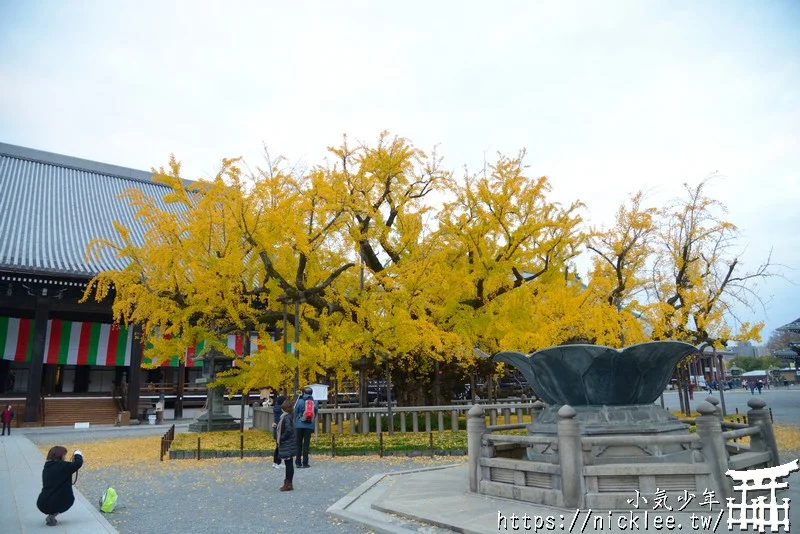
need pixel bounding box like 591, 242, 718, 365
308, 383, 328, 401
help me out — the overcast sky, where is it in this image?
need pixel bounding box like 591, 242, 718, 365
1, 1, 798, 342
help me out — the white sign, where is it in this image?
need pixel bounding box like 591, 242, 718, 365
308, 383, 328, 401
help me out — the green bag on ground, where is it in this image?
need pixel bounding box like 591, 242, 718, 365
99, 487, 118, 513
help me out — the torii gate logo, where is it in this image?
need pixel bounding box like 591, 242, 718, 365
726, 459, 799, 532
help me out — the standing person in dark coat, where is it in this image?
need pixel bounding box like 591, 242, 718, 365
276, 399, 297, 491
37, 446, 83, 526
271, 395, 286, 469
1, 404, 13, 436
293, 386, 318, 468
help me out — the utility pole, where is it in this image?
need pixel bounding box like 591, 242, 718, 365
715, 345, 727, 416
293, 299, 300, 395
385, 354, 393, 435
240, 330, 250, 433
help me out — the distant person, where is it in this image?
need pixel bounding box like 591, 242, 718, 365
275, 399, 296, 491
294, 386, 318, 468
37, 446, 83, 526
271, 395, 286, 469
756, 380, 763, 395
749, 381, 756, 395
1, 404, 13, 435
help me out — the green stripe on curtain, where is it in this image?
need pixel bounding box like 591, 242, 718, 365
57, 320, 72, 365
115, 325, 128, 366
25, 320, 35, 362
87, 322, 101, 366
0, 317, 8, 359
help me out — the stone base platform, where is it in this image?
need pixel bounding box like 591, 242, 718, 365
187, 410, 240, 432
529, 404, 687, 435
328, 464, 799, 533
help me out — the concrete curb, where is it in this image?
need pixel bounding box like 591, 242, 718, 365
327, 473, 386, 516
327, 464, 464, 534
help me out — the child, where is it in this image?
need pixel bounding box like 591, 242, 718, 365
1, 404, 13, 436
275, 399, 297, 491
37, 446, 83, 526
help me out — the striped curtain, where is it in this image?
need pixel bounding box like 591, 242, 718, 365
141, 335, 260, 367
144, 338, 205, 368
0, 317, 132, 366
0, 317, 35, 362
227, 334, 261, 356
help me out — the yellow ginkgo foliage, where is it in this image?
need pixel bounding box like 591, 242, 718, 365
81, 137, 775, 403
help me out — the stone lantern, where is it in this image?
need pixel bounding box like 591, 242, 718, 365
188, 348, 240, 432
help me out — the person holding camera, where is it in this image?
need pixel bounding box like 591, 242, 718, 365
37, 446, 83, 526
271, 394, 286, 468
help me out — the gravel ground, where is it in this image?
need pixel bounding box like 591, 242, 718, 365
25, 427, 464, 534
23, 423, 800, 534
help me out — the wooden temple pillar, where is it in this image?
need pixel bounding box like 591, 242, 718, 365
127, 324, 142, 419
25, 295, 49, 423
175, 360, 185, 419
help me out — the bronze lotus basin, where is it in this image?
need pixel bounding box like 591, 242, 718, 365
494, 341, 697, 406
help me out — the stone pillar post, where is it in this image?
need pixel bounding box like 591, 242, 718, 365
467, 404, 486, 493
556, 405, 584, 509
746, 397, 779, 467
531, 400, 545, 424
704, 395, 723, 420
695, 401, 733, 500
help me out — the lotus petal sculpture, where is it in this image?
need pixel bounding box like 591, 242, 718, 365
494, 341, 697, 406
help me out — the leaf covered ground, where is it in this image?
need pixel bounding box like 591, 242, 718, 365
35, 422, 800, 534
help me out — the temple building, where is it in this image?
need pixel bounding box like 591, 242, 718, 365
0, 142, 205, 426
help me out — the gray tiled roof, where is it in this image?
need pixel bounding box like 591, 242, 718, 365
777, 318, 800, 333
0, 142, 177, 278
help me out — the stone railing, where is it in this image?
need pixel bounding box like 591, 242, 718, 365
253, 402, 538, 435
467, 397, 780, 511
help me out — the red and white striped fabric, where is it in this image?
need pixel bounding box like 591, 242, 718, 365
1, 317, 132, 366
0, 317, 34, 362
226, 334, 260, 356
43, 319, 132, 366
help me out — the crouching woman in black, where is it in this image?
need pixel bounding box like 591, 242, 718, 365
37, 446, 83, 526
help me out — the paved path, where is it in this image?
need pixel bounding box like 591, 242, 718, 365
15, 421, 460, 534
660, 387, 800, 424
0, 433, 117, 533
5, 401, 800, 534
